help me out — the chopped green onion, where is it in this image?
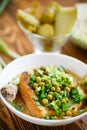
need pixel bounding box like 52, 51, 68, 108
35, 87, 41, 96
77, 109, 85, 115
40, 93, 47, 99
11, 102, 25, 112
49, 115, 57, 119
55, 107, 62, 115
83, 81, 87, 87
72, 88, 78, 95
44, 115, 57, 120
36, 101, 41, 106
31, 75, 37, 82
12, 77, 20, 85
33, 96, 38, 101
71, 88, 85, 103
44, 116, 50, 120
15, 105, 22, 111
61, 103, 69, 112
37, 69, 43, 75
39, 86, 47, 99
11, 102, 17, 107
64, 90, 69, 97
45, 83, 51, 89
58, 65, 65, 72
29, 81, 34, 86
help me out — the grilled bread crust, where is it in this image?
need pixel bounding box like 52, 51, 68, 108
19, 72, 55, 118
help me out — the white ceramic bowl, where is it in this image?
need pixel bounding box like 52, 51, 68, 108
0, 53, 87, 126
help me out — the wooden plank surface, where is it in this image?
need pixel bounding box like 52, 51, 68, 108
0, 0, 87, 129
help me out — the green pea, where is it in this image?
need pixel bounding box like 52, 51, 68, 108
33, 83, 38, 88
52, 82, 58, 87
61, 112, 65, 116
34, 69, 39, 76
47, 94, 53, 100
51, 87, 55, 91
45, 80, 51, 84
40, 66, 45, 71
65, 87, 70, 92
62, 98, 66, 104
56, 87, 61, 92
60, 91, 64, 95
45, 70, 49, 75
39, 82, 45, 86
69, 85, 74, 88
42, 98, 49, 105
41, 76, 48, 82
37, 77, 41, 83
49, 91, 53, 95
66, 110, 72, 116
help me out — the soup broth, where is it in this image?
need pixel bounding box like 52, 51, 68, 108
1, 65, 87, 119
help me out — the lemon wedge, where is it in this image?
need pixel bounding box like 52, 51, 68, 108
55, 6, 77, 36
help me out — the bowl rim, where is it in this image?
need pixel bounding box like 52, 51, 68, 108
0, 53, 87, 125
17, 7, 79, 40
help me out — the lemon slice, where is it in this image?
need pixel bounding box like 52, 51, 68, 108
55, 6, 77, 36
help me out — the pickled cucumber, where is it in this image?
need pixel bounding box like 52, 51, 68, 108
41, 1, 60, 24
38, 24, 54, 37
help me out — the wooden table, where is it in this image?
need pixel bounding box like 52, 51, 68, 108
0, 0, 87, 129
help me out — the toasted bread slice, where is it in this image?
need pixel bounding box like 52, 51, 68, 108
19, 72, 55, 118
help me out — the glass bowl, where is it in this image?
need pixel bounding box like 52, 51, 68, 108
17, 9, 79, 53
